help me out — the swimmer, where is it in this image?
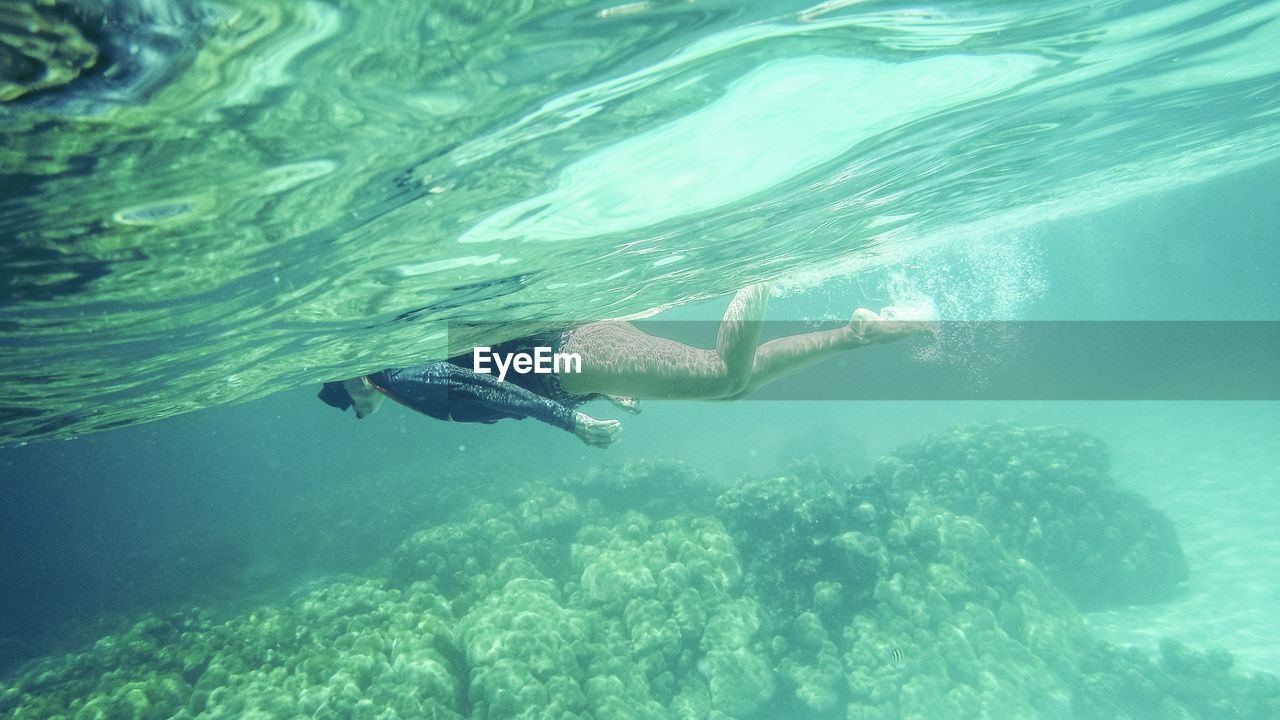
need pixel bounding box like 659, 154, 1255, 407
319, 364, 625, 448
320, 284, 932, 447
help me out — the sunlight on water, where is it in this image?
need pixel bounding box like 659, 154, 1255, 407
461, 52, 1050, 242
2, 0, 1279, 441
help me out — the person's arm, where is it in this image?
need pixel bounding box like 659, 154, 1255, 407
373, 364, 621, 447
606, 395, 641, 414
445, 367, 621, 447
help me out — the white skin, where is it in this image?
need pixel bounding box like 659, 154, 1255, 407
572, 412, 621, 447
574, 396, 639, 448
347, 283, 931, 448
606, 394, 642, 414
343, 377, 384, 418
558, 283, 935, 402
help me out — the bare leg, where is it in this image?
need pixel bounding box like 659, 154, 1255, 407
559, 284, 767, 399
560, 284, 933, 400
718, 307, 934, 400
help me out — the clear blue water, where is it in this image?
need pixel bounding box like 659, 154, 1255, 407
2, 1, 1279, 718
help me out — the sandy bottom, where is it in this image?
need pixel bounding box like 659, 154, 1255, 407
1083, 405, 1280, 676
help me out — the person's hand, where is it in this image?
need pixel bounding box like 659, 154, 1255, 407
573, 412, 621, 448
847, 307, 939, 345
606, 395, 642, 414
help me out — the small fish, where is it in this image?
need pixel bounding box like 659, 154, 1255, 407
885, 647, 906, 669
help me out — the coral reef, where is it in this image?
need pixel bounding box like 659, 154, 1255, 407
884, 421, 1188, 608
1075, 639, 1280, 720
0, 581, 463, 720
393, 496, 773, 719
717, 470, 1091, 717
559, 458, 717, 521
1, 424, 1273, 720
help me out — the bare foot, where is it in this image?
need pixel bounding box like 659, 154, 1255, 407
846, 307, 938, 346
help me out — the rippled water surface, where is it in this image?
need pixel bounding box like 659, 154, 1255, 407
3, 0, 1279, 442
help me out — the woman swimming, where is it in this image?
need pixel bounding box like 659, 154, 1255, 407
321, 284, 931, 447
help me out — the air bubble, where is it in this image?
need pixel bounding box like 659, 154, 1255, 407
114, 200, 194, 225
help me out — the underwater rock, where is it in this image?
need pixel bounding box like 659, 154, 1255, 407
560, 459, 717, 520
1, 445, 1274, 720
456, 577, 590, 719
832, 496, 1092, 719
1073, 639, 1280, 720
883, 421, 1188, 609
716, 472, 869, 626
391, 483, 771, 718
0, 580, 463, 720
567, 514, 767, 716
710, 447, 1190, 717
390, 502, 526, 612
705, 454, 1091, 716
515, 484, 584, 544
776, 612, 843, 713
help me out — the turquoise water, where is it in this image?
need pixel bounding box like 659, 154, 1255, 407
4, 0, 1280, 441
3, 1, 1280, 718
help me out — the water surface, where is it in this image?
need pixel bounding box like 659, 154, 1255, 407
4, 0, 1280, 442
